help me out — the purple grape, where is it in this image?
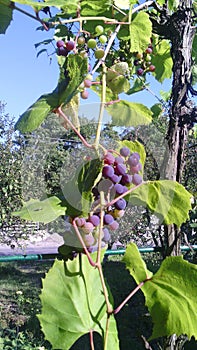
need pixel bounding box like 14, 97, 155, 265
120, 147, 130, 157
58, 46, 69, 56
130, 163, 142, 174
104, 214, 114, 225
98, 179, 113, 193
109, 220, 119, 231
127, 154, 139, 167
110, 174, 122, 183
121, 174, 132, 185
76, 217, 86, 227
103, 228, 111, 242
56, 40, 65, 48
102, 165, 114, 178
114, 156, 124, 165
114, 183, 124, 194
122, 186, 129, 193
114, 198, 127, 210
81, 221, 94, 234
132, 174, 143, 185
103, 152, 115, 165
89, 215, 100, 227
83, 234, 95, 247
115, 163, 127, 176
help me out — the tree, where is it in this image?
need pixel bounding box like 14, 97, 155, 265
0, 1, 196, 349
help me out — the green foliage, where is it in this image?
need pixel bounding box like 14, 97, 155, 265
107, 100, 153, 126
129, 12, 152, 53
38, 256, 119, 350
127, 78, 147, 95
123, 243, 197, 340
0, 3, 12, 34
127, 180, 192, 227
15, 55, 88, 133
12, 196, 66, 224
151, 39, 173, 82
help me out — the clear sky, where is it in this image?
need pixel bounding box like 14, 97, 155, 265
0, 4, 173, 122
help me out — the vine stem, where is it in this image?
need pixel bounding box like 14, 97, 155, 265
113, 281, 145, 315
94, 64, 107, 149
89, 329, 95, 350
107, 181, 147, 208
56, 107, 94, 149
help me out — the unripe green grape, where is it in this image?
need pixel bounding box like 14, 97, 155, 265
80, 50, 88, 58
87, 38, 97, 49
99, 35, 107, 44
145, 54, 152, 62
95, 49, 105, 59
77, 36, 85, 45
95, 25, 104, 35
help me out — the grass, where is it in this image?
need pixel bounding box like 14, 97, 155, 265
0, 256, 196, 350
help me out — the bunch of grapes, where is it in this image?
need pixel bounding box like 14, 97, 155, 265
74, 146, 143, 253
134, 44, 155, 76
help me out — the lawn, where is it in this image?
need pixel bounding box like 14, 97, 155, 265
0, 255, 196, 349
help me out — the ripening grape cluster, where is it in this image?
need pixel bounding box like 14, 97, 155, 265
55, 25, 111, 101
134, 44, 155, 76
74, 146, 143, 253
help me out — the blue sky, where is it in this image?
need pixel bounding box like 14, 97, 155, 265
0, 4, 172, 122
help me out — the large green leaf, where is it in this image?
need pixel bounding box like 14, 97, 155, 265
80, 0, 112, 15
129, 12, 152, 53
15, 55, 88, 133
123, 243, 197, 340
62, 158, 103, 217
106, 100, 152, 127
11, 0, 68, 7
38, 256, 119, 349
151, 39, 173, 83
127, 78, 147, 95
12, 197, 66, 224
0, 3, 13, 34
127, 180, 192, 227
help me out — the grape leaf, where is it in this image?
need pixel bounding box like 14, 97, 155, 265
61, 158, 103, 217
127, 78, 147, 95
150, 103, 163, 119
129, 12, 152, 53
80, 0, 112, 15
106, 100, 152, 127
151, 40, 173, 83
38, 256, 119, 349
0, 3, 13, 34
127, 180, 192, 227
12, 197, 66, 224
123, 242, 197, 340
107, 75, 130, 94
10, 0, 68, 7
192, 33, 197, 62
114, 0, 130, 9
15, 55, 87, 133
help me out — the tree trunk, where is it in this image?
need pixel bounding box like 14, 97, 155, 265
161, 0, 196, 257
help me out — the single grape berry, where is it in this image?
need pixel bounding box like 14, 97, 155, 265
102, 165, 114, 179
127, 154, 139, 167
83, 234, 95, 247
120, 147, 130, 157
137, 68, 144, 76
58, 47, 68, 56
75, 217, 86, 227
81, 221, 94, 234
104, 214, 114, 225
146, 47, 153, 54
121, 174, 132, 185
132, 173, 143, 185
95, 49, 105, 59
109, 220, 119, 231
115, 163, 127, 176
66, 41, 75, 51
56, 40, 65, 48
113, 209, 125, 218
134, 59, 140, 66
103, 228, 111, 242
145, 54, 152, 62
81, 90, 89, 99
130, 163, 142, 174
84, 79, 92, 88
103, 152, 115, 165
136, 52, 143, 59
89, 215, 100, 227
87, 38, 97, 49
114, 183, 124, 195
115, 198, 127, 210
99, 35, 107, 44
95, 25, 104, 35
114, 156, 124, 165
110, 174, 122, 183
149, 64, 156, 72
77, 36, 85, 45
